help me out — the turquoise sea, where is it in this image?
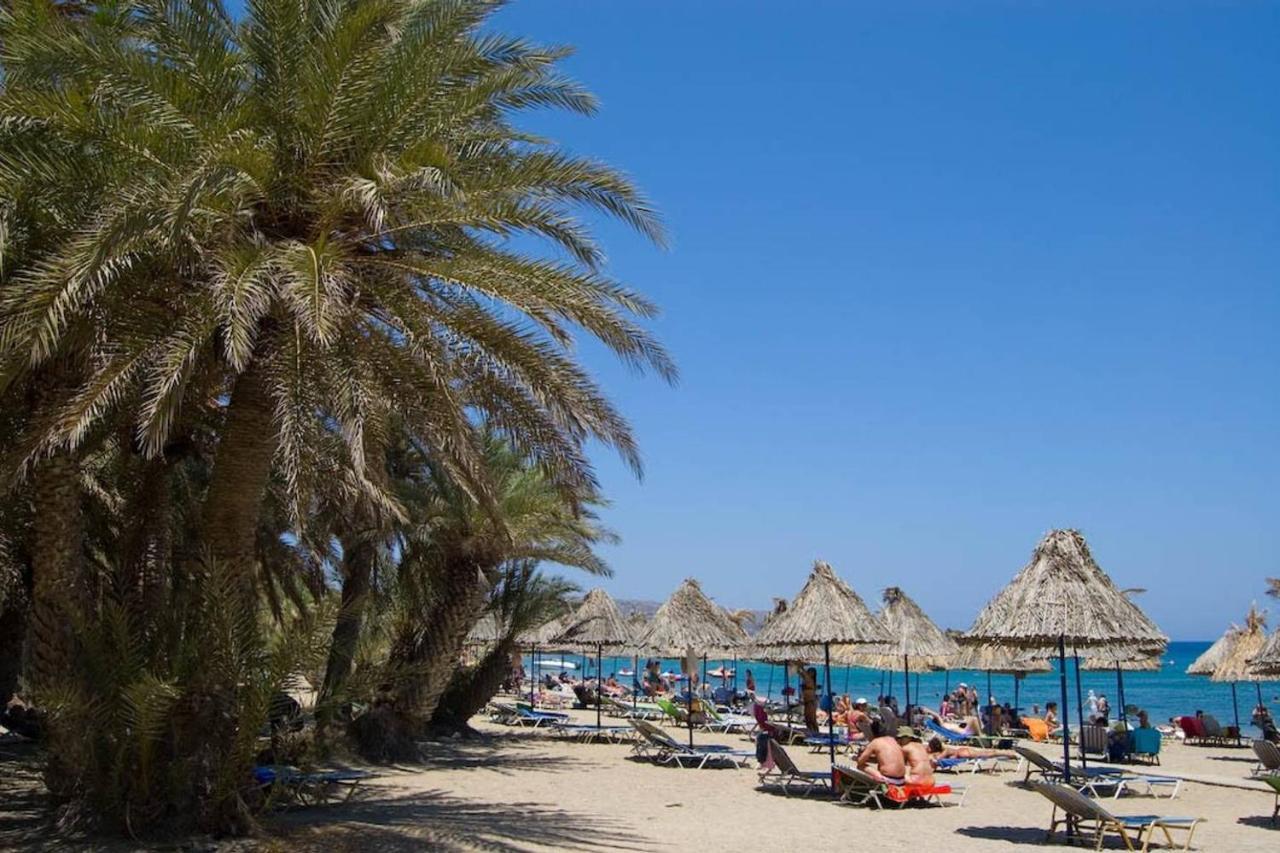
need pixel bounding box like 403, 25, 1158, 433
526, 641, 1280, 738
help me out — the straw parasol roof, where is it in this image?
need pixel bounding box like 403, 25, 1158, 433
1082, 653, 1162, 672
964, 529, 1168, 657
836, 586, 959, 669
466, 612, 502, 647
1250, 628, 1280, 676
1211, 605, 1269, 683
953, 643, 1052, 674
516, 613, 570, 647
554, 588, 634, 647
1186, 627, 1240, 676
751, 560, 890, 649
636, 578, 744, 656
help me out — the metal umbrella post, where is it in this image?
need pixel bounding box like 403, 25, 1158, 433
904, 653, 911, 717
985, 669, 993, 735
632, 653, 639, 712
824, 642, 836, 764
529, 644, 537, 708
596, 643, 603, 730
1231, 682, 1241, 745
1057, 636, 1072, 784
1073, 649, 1088, 770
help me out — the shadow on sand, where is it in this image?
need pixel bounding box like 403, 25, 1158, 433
416, 736, 597, 775
956, 825, 1147, 849
270, 788, 655, 851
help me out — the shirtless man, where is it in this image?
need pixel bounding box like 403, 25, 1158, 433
855, 720, 907, 784
897, 726, 935, 786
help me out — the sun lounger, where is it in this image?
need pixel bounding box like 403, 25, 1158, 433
1260, 774, 1280, 825
1031, 781, 1203, 850
1022, 717, 1050, 742
489, 702, 569, 728
701, 703, 757, 734
255, 765, 374, 808
602, 696, 667, 721
1130, 728, 1162, 765
1012, 747, 1180, 799
757, 738, 832, 796
935, 754, 1019, 775
626, 719, 753, 769
832, 764, 963, 809
926, 718, 1004, 748
1081, 725, 1109, 757
551, 722, 635, 743
1252, 740, 1280, 777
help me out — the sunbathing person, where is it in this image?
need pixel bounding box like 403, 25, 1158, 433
925, 736, 1015, 760
855, 720, 908, 784
897, 726, 935, 786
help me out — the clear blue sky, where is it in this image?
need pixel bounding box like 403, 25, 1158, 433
485, 1, 1279, 640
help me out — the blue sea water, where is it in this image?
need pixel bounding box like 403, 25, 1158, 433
527, 641, 1280, 739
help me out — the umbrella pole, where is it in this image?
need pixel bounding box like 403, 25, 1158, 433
944, 669, 950, 697
530, 645, 537, 708
904, 654, 911, 718
985, 669, 993, 735
733, 655, 738, 692
597, 643, 603, 730
1115, 661, 1127, 732
1013, 675, 1021, 722
1072, 648, 1088, 770
688, 658, 695, 749
765, 661, 774, 701
784, 662, 792, 718
632, 654, 638, 712
1231, 683, 1241, 746
879, 669, 885, 699
843, 661, 851, 694
824, 642, 836, 765
1057, 635, 1072, 785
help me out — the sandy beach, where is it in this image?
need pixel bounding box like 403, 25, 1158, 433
264, 706, 1279, 852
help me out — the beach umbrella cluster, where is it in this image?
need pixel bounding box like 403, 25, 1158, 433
963, 529, 1167, 781
752, 560, 890, 763
554, 589, 635, 729
837, 586, 958, 712
637, 578, 744, 746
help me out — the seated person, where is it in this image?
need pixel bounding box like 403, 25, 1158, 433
855, 720, 908, 785
846, 698, 874, 741
897, 726, 934, 786
926, 736, 1015, 760
832, 694, 852, 725
1044, 701, 1061, 734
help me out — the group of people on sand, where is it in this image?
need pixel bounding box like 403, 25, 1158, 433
854, 719, 1016, 787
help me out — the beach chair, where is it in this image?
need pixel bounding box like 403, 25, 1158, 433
700, 703, 756, 734
550, 722, 635, 743
603, 695, 666, 721
1199, 714, 1238, 744
1080, 725, 1109, 758
757, 738, 831, 796
490, 702, 570, 728
751, 702, 809, 745
1261, 774, 1280, 825
832, 764, 962, 809
1022, 717, 1049, 742
627, 719, 753, 769
1252, 740, 1280, 777
1012, 747, 1180, 799
926, 718, 1003, 748
1031, 782, 1203, 850
1130, 728, 1161, 765
255, 765, 374, 809
1176, 716, 1207, 745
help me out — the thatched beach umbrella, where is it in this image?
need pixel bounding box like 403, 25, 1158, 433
953, 642, 1051, 726
1210, 605, 1269, 741
1186, 628, 1240, 676
466, 612, 502, 648
554, 588, 634, 730
964, 529, 1168, 781
1250, 628, 1280, 677
637, 579, 744, 746
517, 614, 569, 708
752, 560, 891, 763
837, 586, 959, 713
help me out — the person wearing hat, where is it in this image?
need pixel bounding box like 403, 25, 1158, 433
855, 719, 907, 785
896, 725, 935, 787
847, 697, 874, 741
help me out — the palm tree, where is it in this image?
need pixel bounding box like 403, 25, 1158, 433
379, 432, 613, 728
0, 0, 672, 649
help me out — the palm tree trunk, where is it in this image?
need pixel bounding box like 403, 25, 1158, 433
318, 536, 374, 712
429, 638, 517, 734
26, 451, 83, 697
197, 360, 277, 583
394, 552, 491, 724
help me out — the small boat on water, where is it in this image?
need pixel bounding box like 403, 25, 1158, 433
617, 668, 635, 677
536, 659, 577, 670
707, 666, 735, 679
